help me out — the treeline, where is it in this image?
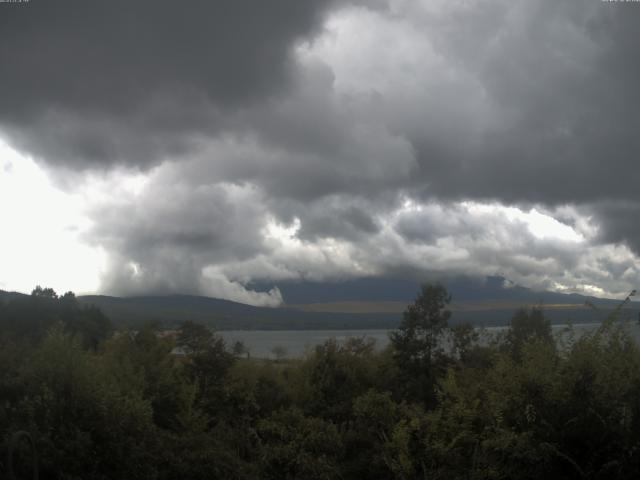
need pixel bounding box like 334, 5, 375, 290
2, 285, 640, 479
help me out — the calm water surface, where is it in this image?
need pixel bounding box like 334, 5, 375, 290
220, 322, 640, 359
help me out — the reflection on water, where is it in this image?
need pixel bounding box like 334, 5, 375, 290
221, 329, 392, 359
220, 322, 640, 359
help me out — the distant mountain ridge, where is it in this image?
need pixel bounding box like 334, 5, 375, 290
76, 294, 401, 330
252, 275, 621, 306
1, 276, 634, 330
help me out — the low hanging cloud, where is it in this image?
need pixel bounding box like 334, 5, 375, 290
86, 180, 271, 297
84, 163, 640, 301
3, 0, 640, 302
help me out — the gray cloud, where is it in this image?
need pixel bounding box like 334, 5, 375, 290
0, 0, 351, 168
4, 0, 640, 301
363, 0, 640, 206
297, 0, 640, 253
588, 202, 640, 254
87, 181, 272, 299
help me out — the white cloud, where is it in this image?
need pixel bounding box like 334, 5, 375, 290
1, 135, 638, 303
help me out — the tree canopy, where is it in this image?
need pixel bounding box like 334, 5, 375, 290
2, 284, 640, 479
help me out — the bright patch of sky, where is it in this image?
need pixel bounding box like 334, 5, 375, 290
0, 140, 105, 295
464, 202, 585, 242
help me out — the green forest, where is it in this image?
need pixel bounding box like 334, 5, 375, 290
2, 285, 640, 479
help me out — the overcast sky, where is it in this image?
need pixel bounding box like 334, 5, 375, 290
1, 0, 640, 305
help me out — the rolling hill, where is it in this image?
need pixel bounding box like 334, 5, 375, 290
2, 276, 636, 330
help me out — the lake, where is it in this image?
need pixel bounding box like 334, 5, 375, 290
220, 322, 640, 359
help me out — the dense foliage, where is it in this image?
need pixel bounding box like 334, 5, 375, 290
2, 285, 640, 479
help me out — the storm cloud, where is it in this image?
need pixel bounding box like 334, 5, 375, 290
0, 0, 354, 167
2, 0, 640, 302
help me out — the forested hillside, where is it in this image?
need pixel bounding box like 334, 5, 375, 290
4, 275, 625, 332
2, 285, 640, 479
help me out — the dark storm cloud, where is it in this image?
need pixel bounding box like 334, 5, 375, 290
588, 202, 640, 254
4, 0, 640, 300
0, 0, 355, 168
4, 0, 639, 203
401, 1, 640, 208
315, 0, 640, 256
